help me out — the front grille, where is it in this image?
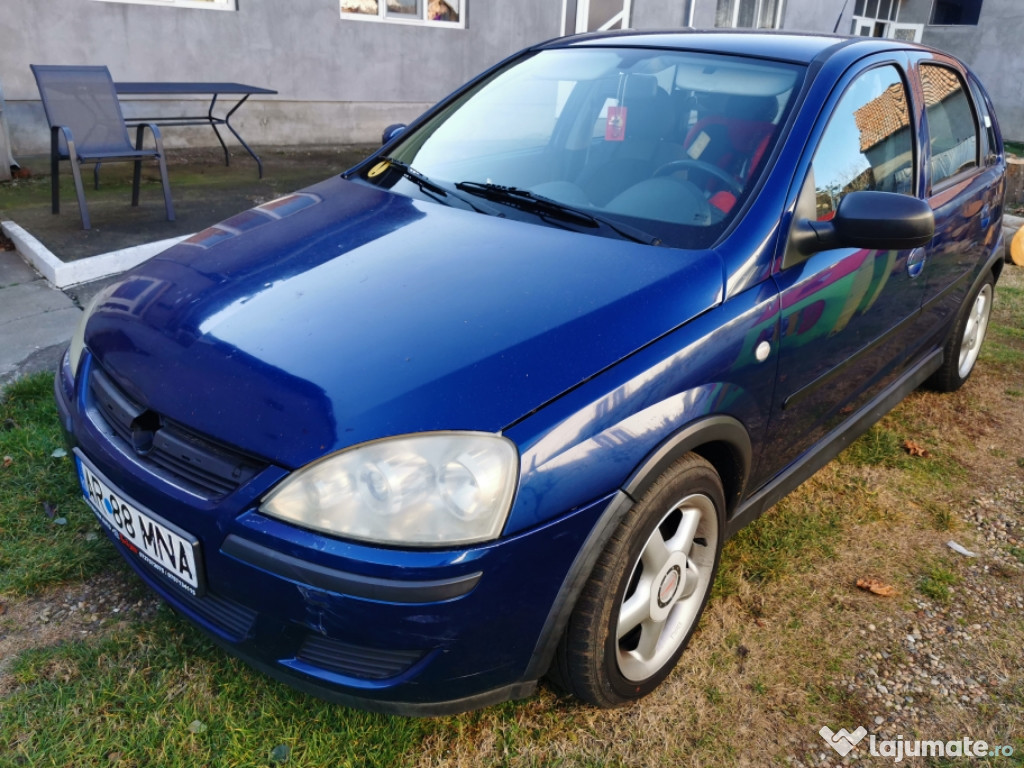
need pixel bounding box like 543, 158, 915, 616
296, 635, 424, 680
88, 365, 266, 498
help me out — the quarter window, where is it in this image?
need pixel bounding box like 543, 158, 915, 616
341, 0, 463, 26
809, 66, 914, 221
920, 64, 979, 187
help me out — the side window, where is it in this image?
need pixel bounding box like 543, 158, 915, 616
809, 65, 914, 221
920, 64, 979, 187
969, 77, 999, 163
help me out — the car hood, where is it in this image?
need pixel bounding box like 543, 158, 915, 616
85, 176, 724, 468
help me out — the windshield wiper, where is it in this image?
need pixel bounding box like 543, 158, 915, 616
381, 157, 447, 198
454, 181, 662, 246
376, 158, 497, 215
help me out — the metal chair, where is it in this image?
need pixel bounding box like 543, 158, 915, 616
30, 64, 174, 230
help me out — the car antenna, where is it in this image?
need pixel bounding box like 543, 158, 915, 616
833, 0, 850, 33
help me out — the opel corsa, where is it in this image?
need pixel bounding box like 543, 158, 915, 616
56, 30, 1005, 714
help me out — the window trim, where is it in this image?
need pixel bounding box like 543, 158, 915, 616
340, 0, 465, 28
92, 0, 236, 10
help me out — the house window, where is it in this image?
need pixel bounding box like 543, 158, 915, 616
341, 0, 463, 26
93, 0, 235, 9
851, 0, 899, 37
931, 0, 982, 25
562, 0, 632, 35
714, 0, 784, 29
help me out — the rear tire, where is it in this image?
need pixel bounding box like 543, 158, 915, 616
550, 454, 724, 707
927, 272, 994, 393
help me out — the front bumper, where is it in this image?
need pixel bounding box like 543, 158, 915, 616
56, 351, 610, 715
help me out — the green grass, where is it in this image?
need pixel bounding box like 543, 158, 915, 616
718, 495, 842, 588
917, 563, 961, 603
2, 610, 429, 767
0, 374, 117, 595
840, 423, 914, 469
1005, 140, 1024, 156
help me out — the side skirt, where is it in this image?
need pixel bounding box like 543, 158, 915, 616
724, 347, 942, 540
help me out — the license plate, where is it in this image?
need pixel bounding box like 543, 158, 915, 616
76, 450, 204, 596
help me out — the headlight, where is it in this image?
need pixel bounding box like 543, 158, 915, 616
67, 291, 108, 377
260, 432, 519, 546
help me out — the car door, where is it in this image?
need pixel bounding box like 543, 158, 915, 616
754, 61, 921, 482
904, 54, 1003, 362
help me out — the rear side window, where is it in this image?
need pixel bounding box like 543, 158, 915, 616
968, 75, 999, 164
809, 65, 914, 221
920, 64, 979, 187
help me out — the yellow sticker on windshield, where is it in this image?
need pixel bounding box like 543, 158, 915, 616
368, 160, 391, 178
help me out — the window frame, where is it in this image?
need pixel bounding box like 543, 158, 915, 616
92, 0, 236, 10
917, 62, 982, 193
783, 62, 918, 269
340, 0, 465, 28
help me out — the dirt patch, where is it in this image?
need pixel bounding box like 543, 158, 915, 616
0, 144, 377, 262
0, 572, 159, 696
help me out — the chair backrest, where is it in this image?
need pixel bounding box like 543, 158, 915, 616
578, 75, 687, 206
683, 94, 780, 181
30, 64, 132, 157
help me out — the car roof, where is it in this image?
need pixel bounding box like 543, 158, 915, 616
541, 29, 926, 66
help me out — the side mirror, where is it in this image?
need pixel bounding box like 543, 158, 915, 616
381, 123, 407, 146
794, 191, 935, 256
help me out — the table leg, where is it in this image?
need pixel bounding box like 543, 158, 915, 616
207, 94, 232, 168
222, 94, 265, 179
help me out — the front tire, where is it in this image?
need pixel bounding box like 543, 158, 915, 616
928, 272, 994, 392
550, 454, 724, 707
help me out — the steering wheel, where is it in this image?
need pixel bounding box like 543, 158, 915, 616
653, 159, 744, 195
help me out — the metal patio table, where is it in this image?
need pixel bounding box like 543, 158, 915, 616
115, 81, 277, 177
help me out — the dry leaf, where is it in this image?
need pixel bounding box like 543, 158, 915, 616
856, 578, 897, 597
903, 439, 930, 457
2, 455, 12, 468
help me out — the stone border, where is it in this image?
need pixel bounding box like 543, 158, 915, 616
0, 219, 190, 289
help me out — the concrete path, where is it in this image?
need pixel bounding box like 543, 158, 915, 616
0, 249, 82, 391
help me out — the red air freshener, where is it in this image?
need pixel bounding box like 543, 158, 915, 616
605, 106, 627, 141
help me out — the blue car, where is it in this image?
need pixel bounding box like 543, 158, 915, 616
56, 30, 1005, 714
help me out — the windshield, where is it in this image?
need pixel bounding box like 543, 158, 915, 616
356, 46, 804, 249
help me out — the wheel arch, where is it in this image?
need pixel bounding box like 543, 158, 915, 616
523, 414, 752, 683
622, 414, 752, 520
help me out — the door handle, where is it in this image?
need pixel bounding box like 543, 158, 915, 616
907, 247, 927, 279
